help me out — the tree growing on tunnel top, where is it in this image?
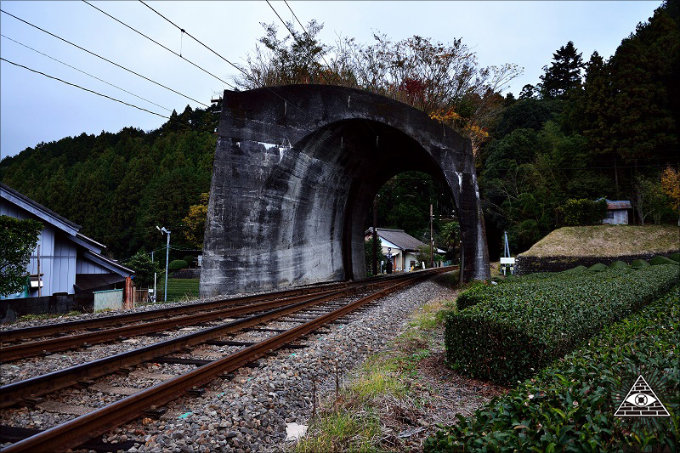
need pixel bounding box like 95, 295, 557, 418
237, 22, 521, 154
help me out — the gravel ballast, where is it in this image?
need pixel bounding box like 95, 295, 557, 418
3, 274, 500, 452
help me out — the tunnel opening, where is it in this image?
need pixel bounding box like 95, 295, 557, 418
292, 118, 459, 281
201, 85, 489, 297
360, 170, 459, 277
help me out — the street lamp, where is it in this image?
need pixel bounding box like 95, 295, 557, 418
156, 226, 171, 302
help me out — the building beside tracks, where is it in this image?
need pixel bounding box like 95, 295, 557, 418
365, 227, 445, 272
1, 183, 133, 320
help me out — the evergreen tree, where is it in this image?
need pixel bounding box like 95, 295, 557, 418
539, 41, 585, 98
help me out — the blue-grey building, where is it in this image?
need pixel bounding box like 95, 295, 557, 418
1, 183, 133, 300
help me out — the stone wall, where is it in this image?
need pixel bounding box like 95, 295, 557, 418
516, 250, 680, 275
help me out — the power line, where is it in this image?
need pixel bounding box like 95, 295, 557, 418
1, 57, 170, 118
1, 33, 171, 112
137, 0, 251, 87
0, 8, 208, 107
82, 0, 235, 90
137, 0, 306, 114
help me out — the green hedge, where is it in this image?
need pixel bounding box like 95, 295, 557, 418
427, 286, 680, 452
445, 265, 679, 384
168, 259, 189, 272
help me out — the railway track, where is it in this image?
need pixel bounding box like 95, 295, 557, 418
0, 268, 452, 452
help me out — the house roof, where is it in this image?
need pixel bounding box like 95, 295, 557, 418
1, 183, 80, 235
75, 273, 126, 292
605, 199, 632, 210
1, 183, 132, 277
366, 227, 428, 252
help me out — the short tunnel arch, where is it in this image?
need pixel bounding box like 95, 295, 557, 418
200, 85, 489, 296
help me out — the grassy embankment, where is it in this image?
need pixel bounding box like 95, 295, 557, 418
521, 224, 679, 258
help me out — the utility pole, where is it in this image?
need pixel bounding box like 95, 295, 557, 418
157, 226, 171, 303
372, 197, 378, 276
429, 204, 434, 268
152, 250, 156, 303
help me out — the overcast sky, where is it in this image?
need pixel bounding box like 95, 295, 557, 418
0, 1, 662, 160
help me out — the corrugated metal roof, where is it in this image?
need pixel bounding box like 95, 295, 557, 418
606, 199, 632, 210
1, 183, 80, 233
366, 227, 427, 252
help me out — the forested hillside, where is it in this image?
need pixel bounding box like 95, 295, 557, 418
0, 105, 219, 260
1, 0, 678, 264
481, 0, 680, 254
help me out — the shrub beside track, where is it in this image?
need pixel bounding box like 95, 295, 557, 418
427, 285, 679, 452
445, 263, 679, 385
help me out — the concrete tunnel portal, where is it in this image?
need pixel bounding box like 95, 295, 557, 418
200, 84, 490, 297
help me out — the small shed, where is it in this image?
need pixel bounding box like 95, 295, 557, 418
602, 199, 632, 225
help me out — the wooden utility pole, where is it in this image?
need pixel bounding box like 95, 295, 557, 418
372, 197, 378, 276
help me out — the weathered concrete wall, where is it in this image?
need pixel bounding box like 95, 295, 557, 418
200, 85, 490, 297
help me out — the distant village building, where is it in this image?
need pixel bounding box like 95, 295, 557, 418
1, 184, 133, 305
602, 199, 633, 225
365, 227, 444, 272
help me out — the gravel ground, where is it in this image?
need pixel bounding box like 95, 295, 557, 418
104, 276, 464, 452
2, 274, 497, 452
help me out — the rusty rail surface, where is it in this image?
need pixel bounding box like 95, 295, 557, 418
0, 281, 355, 343
0, 288, 350, 409
0, 289, 342, 362
2, 269, 448, 452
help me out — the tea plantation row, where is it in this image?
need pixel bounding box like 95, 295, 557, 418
445, 262, 679, 384
426, 285, 679, 452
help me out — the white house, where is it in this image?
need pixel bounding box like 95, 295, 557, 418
365, 227, 444, 272
1, 183, 133, 300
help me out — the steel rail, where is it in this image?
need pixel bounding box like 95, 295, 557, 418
1, 270, 443, 452
0, 289, 342, 362
0, 281, 354, 343
0, 283, 375, 408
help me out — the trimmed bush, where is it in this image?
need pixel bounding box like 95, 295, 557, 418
609, 260, 629, 270
670, 252, 680, 262
561, 264, 587, 274
650, 255, 678, 265
631, 259, 650, 269
428, 286, 680, 452
445, 265, 679, 384
588, 262, 608, 272
168, 259, 188, 272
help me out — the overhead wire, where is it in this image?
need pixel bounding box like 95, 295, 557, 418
137, 0, 306, 113
82, 0, 236, 90
1, 33, 171, 112
0, 8, 208, 107
137, 0, 254, 88
1, 57, 169, 118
